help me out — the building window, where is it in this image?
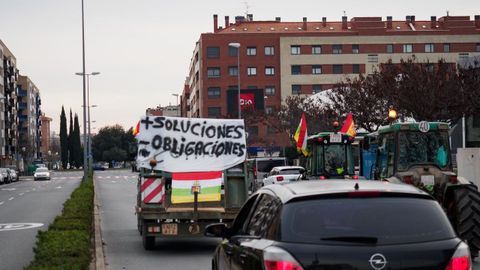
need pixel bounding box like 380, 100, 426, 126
387, 44, 394, 53
248, 126, 259, 136
265, 67, 275, 76
368, 54, 379, 63
333, 64, 343, 74
312, 65, 322, 74
228, 46, 238, 56
247, 85, 257, 89
352, 64, 360, 74
473, 114, 480, 128
207, 87, 220, 99
332, 44, 343, 54
444, 43, 450, 53
352, 44, 359, 54
312, 45, 322, 54
247, 47, 257, 56
207, 47, 220, 58
265, 86, 275, 96
312, 84, 322, 94
267, 126, 276, 134
265, 106, 274, 115
207, 67, 220, 78
476, 43, 480, 52
208, 107, 221, 117
403, 44, 413, 53
292, 85, 301, 95
291, 45, 301, 55
425, 43, 434, 53
459, 53, 469, 61
228, 66, 238, 76
247, 67, 257, 76
291, 65, 301, 75
265, 46, 275, 55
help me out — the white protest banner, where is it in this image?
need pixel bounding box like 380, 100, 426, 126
136, 116, 246, 172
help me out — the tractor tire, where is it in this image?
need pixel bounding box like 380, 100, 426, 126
142, 223, 155, 250
447, 185, 480, 257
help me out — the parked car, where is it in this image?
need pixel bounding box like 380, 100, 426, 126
0, 168, 11, 183
93, 163, 105, 171
205, 180, 472, 270
0, 173, 4, 185
262, 166, 305, 186
34, 167, 51, 181
7, 168, 18, 182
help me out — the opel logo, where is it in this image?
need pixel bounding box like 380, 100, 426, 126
369, 253, 387, 270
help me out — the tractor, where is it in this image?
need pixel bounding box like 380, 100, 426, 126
305, 131, 358, 180
364, 120, 480, 256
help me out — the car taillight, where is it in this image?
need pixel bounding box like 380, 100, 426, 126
403, 175, 414, 184
353, 175, 359, 180
449, 175, 458, 184
276, 176, 284, 182
319, 176, 326, 180
445, 242, 471, 270
263, 246, 303, 270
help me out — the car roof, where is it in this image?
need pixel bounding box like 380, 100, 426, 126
272, 166, 304, 171
262, 180, 430, 203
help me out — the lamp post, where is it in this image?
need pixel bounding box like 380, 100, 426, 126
172, 93, 179, 116
75, 71, 100, 175
228, 42, 241, 119
80, 0, 88, 180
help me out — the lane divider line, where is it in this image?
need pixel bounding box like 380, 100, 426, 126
8, 197, 14, 201
0, 201, 4, 205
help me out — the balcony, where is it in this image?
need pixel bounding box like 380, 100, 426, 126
18, 102, 27, 110
18, 89, 27, 97
18, 115, 27, 122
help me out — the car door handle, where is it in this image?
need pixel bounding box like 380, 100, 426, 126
240, 252, 247, 264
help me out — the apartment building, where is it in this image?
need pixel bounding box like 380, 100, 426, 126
182, 14, 480, 154
18, 75, 42, 160
0, 39, 19, 166
40, 114, 52, 158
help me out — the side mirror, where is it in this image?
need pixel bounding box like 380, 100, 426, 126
204, 223, 228, 238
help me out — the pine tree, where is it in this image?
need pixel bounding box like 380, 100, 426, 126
59, 106, 68, 169
73, 114, 83, 167
68, 109, 75, 168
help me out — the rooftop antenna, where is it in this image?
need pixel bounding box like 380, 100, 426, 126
446, 10, 450, 16
343, 10, 347, 17
243, 1, 250, 19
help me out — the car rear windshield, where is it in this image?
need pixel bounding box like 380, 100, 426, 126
281, 197, 455, 245
36, 168, 48, 172
257, 160, 286, 172
279, 169, 302, 175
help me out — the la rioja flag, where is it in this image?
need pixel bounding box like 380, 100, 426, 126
171, 171, 223, 204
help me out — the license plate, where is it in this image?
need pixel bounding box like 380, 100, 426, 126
421, 175, 435, 185
330, 134, 342, 143
162, 223, 178, 235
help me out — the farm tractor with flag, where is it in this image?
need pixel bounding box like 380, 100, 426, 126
299, 113, 359, 179
361, 110, 480, 256
134, 116, 249, 250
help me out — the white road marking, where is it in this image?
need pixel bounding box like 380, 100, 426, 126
33, 188, 36, 191
8, 197, 14, 201
115, 176, 120, 179
1, 188, 16, 191
19, 193, 24, 196
0, 201, 4, 205
55, 186, 62, 189
111, 181, 117, 183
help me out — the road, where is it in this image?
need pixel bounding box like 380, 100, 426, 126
96, 169, 220, 270
0, 171, 82, 270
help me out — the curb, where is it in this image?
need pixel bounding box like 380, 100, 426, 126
93, 177, 106, 270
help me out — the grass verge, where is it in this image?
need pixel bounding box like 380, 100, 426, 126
25, 177, 94, 270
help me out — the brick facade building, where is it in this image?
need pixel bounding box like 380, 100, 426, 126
182, 14, 480, 155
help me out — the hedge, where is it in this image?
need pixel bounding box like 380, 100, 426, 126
25, 177, 94, 270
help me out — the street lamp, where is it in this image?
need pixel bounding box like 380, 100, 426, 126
228, 42, 241, 119
75, 71, 100, 174
171, 93, 179, 116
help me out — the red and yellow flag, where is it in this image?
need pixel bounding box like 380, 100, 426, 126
340, 113, 357, 137
133, 121, 140, 137
294, 112, 309, 156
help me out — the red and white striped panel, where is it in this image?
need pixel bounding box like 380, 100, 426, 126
141, 177, 165, 204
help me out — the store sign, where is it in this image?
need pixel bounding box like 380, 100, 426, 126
240, 93, 255, 109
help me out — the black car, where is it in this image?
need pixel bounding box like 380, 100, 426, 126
205, 180, 472, 270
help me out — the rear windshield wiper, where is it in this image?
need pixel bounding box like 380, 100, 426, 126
321, 236, 378, 244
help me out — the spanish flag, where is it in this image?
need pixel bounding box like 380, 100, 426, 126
340, 113, 357, 137
294, 112, 309, 156
133, 121, 140, 137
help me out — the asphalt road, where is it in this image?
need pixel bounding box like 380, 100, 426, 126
96, 169, 220, 270
0, 171, 82, 270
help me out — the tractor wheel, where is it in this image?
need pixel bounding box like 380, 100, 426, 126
447, 185, 480, 257
142, 223, 155, 250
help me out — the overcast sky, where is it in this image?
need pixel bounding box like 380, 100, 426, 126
0, 0, 478, 134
